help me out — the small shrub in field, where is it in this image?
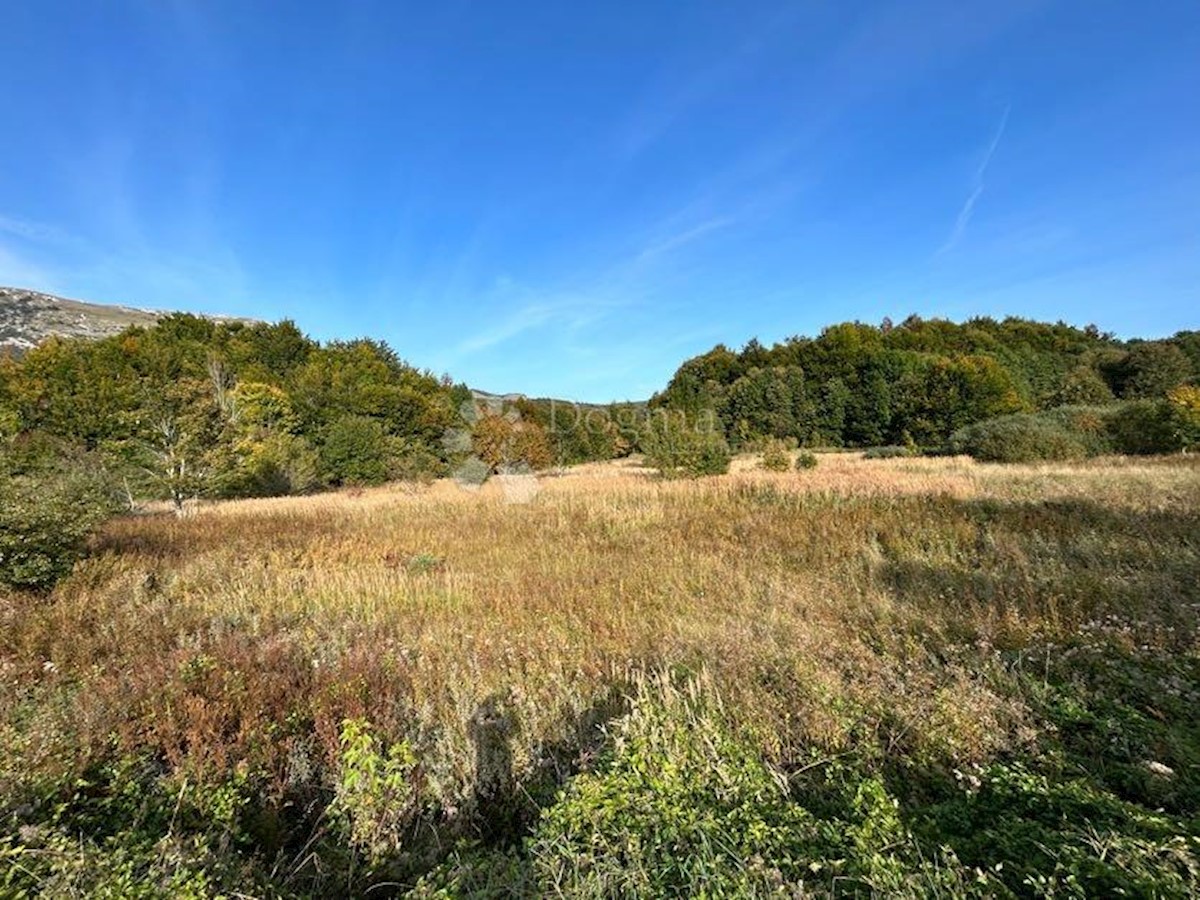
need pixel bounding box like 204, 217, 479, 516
332, 719, 418, 863
759, 439, 790, 472
863, 445, 912, 460
794, 449, 818, 470
640, 411, 731, 478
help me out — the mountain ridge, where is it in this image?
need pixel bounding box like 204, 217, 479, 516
0, 286, 254, 354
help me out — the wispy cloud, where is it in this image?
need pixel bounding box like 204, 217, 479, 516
0, 214, 72, 245
450, 290, 621, 359
616, 6, 806, 159
636, 216, 735, 262
454, 302, 560, 355
939, 104, 1010, 254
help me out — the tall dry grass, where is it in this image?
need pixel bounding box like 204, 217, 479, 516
3, 452, 1196, 818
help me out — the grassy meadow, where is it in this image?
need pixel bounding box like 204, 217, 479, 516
2, 452, 1199, 896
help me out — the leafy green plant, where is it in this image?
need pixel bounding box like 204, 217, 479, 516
1107, 400, 1182, 455
794, 449, 819, 470
0, 448, 119, 590
760, 438, 791, 472
319, 416, 395, 486
1168, 385, 1200, 452
332, 718, 419, 863
950, 415, 1088, 463
525, 674, 976, 897
640, 411, 731, 478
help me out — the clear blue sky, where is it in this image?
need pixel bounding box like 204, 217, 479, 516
1, 1, 1198, 401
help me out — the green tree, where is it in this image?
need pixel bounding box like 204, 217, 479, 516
319, 415, 395, 486
471, 410, 553, 473
1051, 365, 1115, 406
640, 410, 730, 477
1167, 386, 1200, 452
120, 379, 224, 514
1112, 342, 1192, 398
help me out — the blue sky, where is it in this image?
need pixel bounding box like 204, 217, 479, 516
1, 1, 1198, 401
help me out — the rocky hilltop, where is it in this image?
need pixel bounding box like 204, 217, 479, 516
0, 286, 251, 353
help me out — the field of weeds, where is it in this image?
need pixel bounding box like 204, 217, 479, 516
2, 452, 1199, 896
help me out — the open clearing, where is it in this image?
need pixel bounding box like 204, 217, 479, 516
3, 452, 1199, 895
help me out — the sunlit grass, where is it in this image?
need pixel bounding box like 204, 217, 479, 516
2, 451, 1198, 893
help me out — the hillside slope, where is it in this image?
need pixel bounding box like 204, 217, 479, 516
0, 286, 162, 352
0, 286, 257, 353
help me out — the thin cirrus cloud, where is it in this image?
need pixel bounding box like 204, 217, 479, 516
938, 104, 1011, 255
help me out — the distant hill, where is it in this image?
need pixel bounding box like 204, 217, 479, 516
0, 286, 254, 354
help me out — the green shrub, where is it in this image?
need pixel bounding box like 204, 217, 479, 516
213, 432, 320, 498
389, 440, 446, 484
1040, 405, 1118, 457
760, 439, 791, 472
332, 719, 418, 863
319, 416, 395, 486
951, 403, 1183, 463
795, 449, 819, 470
640, 411, 731, 478
0, 446, 119, 591
950, 414, 1088, 463
524, 674, 972, 897
1107, 400, 1182, 455
0, 755, 275, 898
1169, 385, 1200, 452
863, 445, 913, 460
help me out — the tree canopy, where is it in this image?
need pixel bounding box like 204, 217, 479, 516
652, 317, 1199, 449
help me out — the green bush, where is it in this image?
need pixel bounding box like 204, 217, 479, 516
795, 449, 819, 470
0, 755, 277, 898
0, 446, 119, 591
760, 439, 791, 472
950, 414, 1088, 463
522, 674, 972, 897
640, 411, 731, 478
950, 403, 1183, 463
319, 416, 395, 486
213, 432, 320, 498
389, 439, 446, 484
1107, 400, 1182, 455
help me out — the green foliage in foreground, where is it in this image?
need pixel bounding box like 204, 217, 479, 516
3, 656, 1199, 897
416, 666, 1200, 898
0, 440, 119, 590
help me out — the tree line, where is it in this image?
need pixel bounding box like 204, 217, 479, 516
0, 314, 469, 509
3, 312, 1197, 501
651, 315, 1200, 449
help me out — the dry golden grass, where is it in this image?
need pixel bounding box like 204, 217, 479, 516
2, 451, 1198, 823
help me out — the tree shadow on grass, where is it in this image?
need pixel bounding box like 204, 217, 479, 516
864, 495, 1200, 895
876, 496, 1200, 649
